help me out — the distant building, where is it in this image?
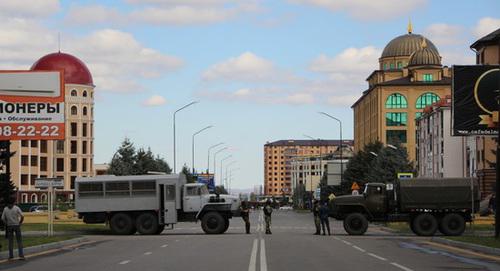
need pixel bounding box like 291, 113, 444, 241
94, 163, 110, 176
263, 139, 353, 196
416, 96, 467, 178
352, 22, 451, 161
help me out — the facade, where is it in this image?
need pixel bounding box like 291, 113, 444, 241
9, 52, 95, 203
352, 24, 451, 161
416, 96, 466, 178
263, 139, 353, 196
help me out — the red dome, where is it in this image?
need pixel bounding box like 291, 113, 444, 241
31, 52, 93, 86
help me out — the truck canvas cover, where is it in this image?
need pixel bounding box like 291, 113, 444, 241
399, 178, 479, 211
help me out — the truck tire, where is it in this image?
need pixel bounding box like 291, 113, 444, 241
412, 213, 438, 236
201, 212, 225, 234
222, 218, 230, 233
110, 213, 136, 235
156, 225, 166, 235
343, 213, 368, 235
136, 212, 159, 235
439, 213, 465, 236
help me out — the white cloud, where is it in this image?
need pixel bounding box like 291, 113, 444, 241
310, 46, 380, 74
289, 0, 426, 20
327, 95, 360, 106
130, 6, 238, 25
285, 93, 315, 105
65, 5, 124, 25
143, 95, 167, 106
0, 0, 60, 18
474, 17, 500, 38
423, 23, 464, 47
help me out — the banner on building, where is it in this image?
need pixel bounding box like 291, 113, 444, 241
197, 173, 215, 192
452, 65, 500, 136
0, 71, 65, 140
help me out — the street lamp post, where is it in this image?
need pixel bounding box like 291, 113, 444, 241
173, 101, 198, 173
220, 155, 232, 189
207, 142, 224, 173
319, 112, 343, 182
225, 161, 237, 189
192, 125, 213, 174
228, 167, 240, 194
214, 147, 228, 186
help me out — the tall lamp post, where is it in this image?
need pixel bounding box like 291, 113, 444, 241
220, 155, 232, 188
207, 142, 224, 173
173, 101, 198, 173
228, 167, 240, 194
319, 112, 343, 182
192, 125, 213, 174
213, 147, 228, 186
225, 161, 237, 190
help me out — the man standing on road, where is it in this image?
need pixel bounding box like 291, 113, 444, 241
240, 201, 251, 234
319, 201, 331, 236
263, 200, 273, 234
312, 200, 321, 235
1, 198, 25, 260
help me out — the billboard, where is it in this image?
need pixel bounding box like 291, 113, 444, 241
0, 71, 65, 140
197, 173, 215, 192
452, 65, 500, 136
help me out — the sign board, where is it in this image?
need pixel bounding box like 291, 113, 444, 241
0, 71, 65, 140
326, 160, 344, 186
197, 173, 215, 192
351, 182, 360, 191
35, 178, 64, 189
452, 65, 500, 136
397, 173, 414, 179
315, 188, 321, 199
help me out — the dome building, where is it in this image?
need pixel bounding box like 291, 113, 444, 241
352, 23, 451, 161
10, 52, 95, 203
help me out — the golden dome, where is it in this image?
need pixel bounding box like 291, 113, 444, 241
381, 33, 439, 58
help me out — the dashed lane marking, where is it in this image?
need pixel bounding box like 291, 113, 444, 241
119, 260, 130, 265
352, 245, 366, 253
161, 244, 168, 248
390, 262, 414, 271
368, 253, 387, 261
144, 252, 152, 255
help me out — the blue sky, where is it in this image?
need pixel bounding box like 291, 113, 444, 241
1, 0, 499, 190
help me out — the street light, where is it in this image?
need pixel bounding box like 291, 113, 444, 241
207, 142, 224, 173
214, 147, 228, 186
192, 125, 213, 174
228, 167, 240, 194
319, 112, 343, 182
220, 155, 232, 188
225, 161, 237, 189
173, 101, 198, 173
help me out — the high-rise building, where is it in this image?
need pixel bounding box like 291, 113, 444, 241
352, 23, 451, 161
263, 139, 353, 196
9, 52, 95, 203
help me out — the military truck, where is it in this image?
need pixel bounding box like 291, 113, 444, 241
330, 178, 479, 236
75, 174, 240, 235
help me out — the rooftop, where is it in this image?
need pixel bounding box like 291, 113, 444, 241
265, 139, 354, 147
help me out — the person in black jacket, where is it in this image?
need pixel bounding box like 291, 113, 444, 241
319, 201, 331, 236
240, 201, 251, 234
263, 200, 273, 234
312, 200, 321, 235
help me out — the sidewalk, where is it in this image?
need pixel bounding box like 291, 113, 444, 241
0, 236, 89, 261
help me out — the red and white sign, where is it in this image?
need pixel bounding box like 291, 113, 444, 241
0, 71, 65, 140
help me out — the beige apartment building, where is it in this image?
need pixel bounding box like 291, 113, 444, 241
264, 139, 353, 196
352, 24, 451, 161
9, 52, 95, 203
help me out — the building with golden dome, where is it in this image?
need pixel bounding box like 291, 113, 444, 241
9, 52, 95, 203
352, 24, 451, 161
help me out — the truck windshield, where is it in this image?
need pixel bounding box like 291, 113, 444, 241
200, 185, 209, 195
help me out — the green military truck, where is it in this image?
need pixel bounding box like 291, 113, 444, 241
330, 178, 479, 236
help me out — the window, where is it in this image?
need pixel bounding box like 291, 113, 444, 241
71, 158, 77, 172
40, 140, 47, 153
416, 92, 439, 109
83, 123, 87, 137
187, 186, 200, 196
71, 106, 77, 115
40, 157, 47, 171
31, 140, 38, 147
386, 130, 407, 144
57, 158, 64, 171
390, 63, 394, 69
31, 156, 38, 166
385, 93, 407, 108
30, 175, 37, 185
82, 141, 87, 154
56, 140, 64, 153
106, 182, 130, 196
21, 174, 28, 185
82, 158, 87, 171
78, 182, 103, 198
21, 155, 28, 166
132, 181, 156, 196
423, 74, 433, 82
71, 89, 77, 96
383, 63, 387, 70
71, 141, 77, 154
83, 106, 88, 116
71, 122, 77, 137
83, 90, 88, 97
386, 112, 407, 126
397, 62, 402, 68
21, 140, 28, 147
71, 176, 76, 189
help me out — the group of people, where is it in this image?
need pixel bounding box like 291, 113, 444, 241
1, 198, 25, 260
239, 199, 332, 236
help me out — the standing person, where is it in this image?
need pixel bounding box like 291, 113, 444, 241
312, 200, 321, 235
263, 199, 273, 234
489, 194, 497, 215
1, 198, 25, 260
240, 201, 251, 234
319, 201, 331, 236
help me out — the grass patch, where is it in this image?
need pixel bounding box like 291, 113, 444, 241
21, 223, 109, 234
445, 236, 500, 249
385, 222, 411, 233
0, 235, 77, 252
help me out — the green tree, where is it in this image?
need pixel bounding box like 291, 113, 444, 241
214, 185, 228, 194
0, 141, 16, 210
134, 148, 172, 174
343, 141, 383, 186
181, 165, 197, 183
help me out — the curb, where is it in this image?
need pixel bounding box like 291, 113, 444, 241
431, 237, 500, 256
0, 236, 88, 260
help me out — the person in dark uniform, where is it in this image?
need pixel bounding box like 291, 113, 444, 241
319, 201, 331, 236
263, 200, 273, 234
240, 201, 251, 234
312, 200, 321, 235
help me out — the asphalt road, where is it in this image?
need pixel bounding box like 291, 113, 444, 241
2, 210, 500, 271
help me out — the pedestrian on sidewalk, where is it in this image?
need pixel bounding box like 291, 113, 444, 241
240, 201, 251, 234
1, 198, 25, 260
319, 201, 331, 236
312, 200, 321, 235
263, 200, 273, 234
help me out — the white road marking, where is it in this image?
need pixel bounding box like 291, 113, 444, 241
161, 244, 168, 248
248, 239, 258, 271
342, 240, 352, 246
175, 240, 179, 242
367, 253, 387, 261
352, 246, 366, 252
144, 252, 152, 255
260, 239, 268, 271
119, 260, 130, 265
391, 262, 414, 271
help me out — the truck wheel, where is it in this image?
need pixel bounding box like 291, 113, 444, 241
343, 213, 368, 235
412, 213, 438, 236
155, 225, 166, 235
201, 212, 225, 234
136, 212, 159, 235
439, 213, 465, 236
222, 218, 230, 233
110, 213, 136, 235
